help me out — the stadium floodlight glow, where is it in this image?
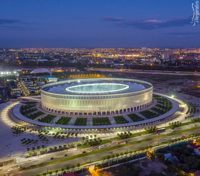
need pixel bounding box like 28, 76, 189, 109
171, 94, 175, 98
66, 83, 130, 94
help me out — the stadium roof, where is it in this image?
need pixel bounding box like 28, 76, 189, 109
30, 68, 51, 74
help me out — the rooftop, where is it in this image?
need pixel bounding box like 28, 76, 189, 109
42, 78, 151, 95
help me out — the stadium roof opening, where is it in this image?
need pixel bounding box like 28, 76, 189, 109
66, 83, 129, 94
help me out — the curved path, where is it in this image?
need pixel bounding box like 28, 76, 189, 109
11, 93, 185, 132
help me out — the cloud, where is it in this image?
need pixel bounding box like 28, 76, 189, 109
103, 16, 191, 30
0, 19, 22, 25
0, 19, 27, 29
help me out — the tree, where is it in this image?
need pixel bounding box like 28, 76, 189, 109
145, 126, 157, 133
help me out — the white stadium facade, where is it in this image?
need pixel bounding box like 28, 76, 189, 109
41, 78, 153, 116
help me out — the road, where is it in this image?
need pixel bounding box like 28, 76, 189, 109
88, 68, 200, 77
9, 123, 200, 176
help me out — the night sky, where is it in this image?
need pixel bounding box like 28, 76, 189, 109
0, 0, 200, 48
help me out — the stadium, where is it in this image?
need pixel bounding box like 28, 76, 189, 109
41, 78, 153, 116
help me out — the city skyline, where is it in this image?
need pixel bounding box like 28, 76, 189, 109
1, 0, 200, 48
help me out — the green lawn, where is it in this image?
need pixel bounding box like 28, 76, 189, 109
38, 115, 56, 123
128, 114, 144, 122
93, 117, 111, 126
56, 117, 71, 125
74, 118, 87, 126
113, 116, 128, 124
140, 110, 158, 119
27, 111, 44, 120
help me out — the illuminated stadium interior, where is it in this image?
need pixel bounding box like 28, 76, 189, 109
65, 83, 130, 94
44, 79, 148, 95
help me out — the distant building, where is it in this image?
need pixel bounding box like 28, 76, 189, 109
45, 76, 58, 83
30, 68, 51, 76
0, 86, 9, 102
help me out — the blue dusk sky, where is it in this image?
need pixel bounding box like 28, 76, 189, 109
0, 0, 200, 48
